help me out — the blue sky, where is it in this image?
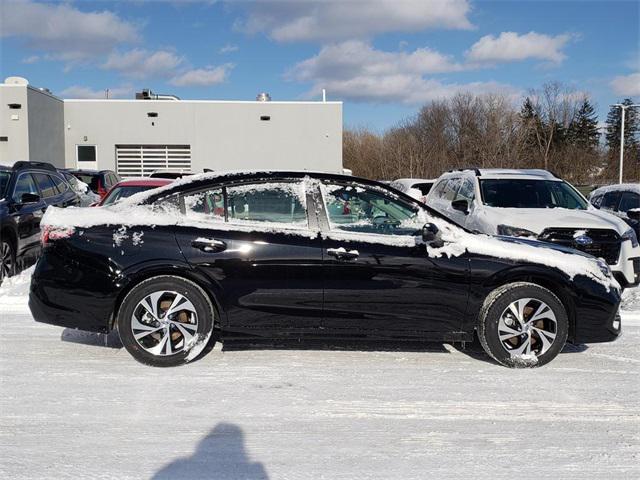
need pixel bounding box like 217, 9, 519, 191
1, 0, 638, 130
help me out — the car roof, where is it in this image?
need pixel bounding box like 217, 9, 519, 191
66, 169, 114, 175
590, 183, 640, 196
392, 178, 435, 185
113, 178, 173, 188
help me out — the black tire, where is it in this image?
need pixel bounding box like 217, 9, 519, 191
117, 275, 217, 367
0, 239, 16, 285
477, 282, 568, 368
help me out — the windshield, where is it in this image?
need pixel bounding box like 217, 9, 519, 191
102, 185, 154, 206
480, 179, 588, 209
0, 171, 9, 198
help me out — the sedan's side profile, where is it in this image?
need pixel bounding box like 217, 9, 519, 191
30, 171, 622, 368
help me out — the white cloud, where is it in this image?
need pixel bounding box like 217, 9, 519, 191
59, 85, 133, 99
610, 72, 640, 97
0, 0, 139, 62
102, 49, 184, 79
219, 43, 239, 54
21, 55, 40, 64
286, 41, 517, 104
466, 31, 573, 65
169, 65, 234, 87
235, 0, 472, 42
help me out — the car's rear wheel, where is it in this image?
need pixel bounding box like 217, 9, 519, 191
117, 276, 217, 367
0, 239, 16, 285
477, 282, 568, 368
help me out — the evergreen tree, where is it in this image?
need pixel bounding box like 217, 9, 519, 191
568, 99, 600, 150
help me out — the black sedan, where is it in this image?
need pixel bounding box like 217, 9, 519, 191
29, 171, 622, 367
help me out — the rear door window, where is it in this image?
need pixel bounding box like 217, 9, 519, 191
50, 174, 68, 194
33, 173, 58, 199
226, 182, 307, 227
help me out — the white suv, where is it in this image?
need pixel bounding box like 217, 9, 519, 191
425, 169, 640, 287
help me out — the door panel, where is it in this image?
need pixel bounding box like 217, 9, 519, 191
322, 236, 469, 336
176, 227, 323, 332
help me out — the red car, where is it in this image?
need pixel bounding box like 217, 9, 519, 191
97, 178, 173, 206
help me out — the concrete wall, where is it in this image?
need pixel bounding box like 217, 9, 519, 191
27, 88, 65, 167
0, 85, 29, 164
63, 100, 343, 173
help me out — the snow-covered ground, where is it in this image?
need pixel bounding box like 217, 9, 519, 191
1, 270, 639, 479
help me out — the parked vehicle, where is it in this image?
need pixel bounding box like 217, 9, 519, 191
58, 170, 100, 207
390, 178, 435, 203
98, 178, 173, 206
149, 169, 193, 179
1, 161, 80, 282
589, 184, 640, 237
31, 170, 621, 368
65, 169, 121, 199
426, 169, 640, 288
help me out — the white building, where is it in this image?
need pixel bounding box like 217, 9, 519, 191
0, 77, 343, 177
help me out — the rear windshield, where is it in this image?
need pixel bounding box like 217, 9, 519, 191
0, 171, 10, 198
480, 179, 588, 209
102, 185, 155, 206
71, 173, 100, 192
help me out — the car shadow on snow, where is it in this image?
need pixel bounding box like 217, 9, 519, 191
60, 328, 122, 349
152, 423, 268, 480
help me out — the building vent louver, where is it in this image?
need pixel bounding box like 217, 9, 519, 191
116, 144, 191, 178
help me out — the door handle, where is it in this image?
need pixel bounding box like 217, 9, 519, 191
191, 238, 227, 253
327, 247, 359, 261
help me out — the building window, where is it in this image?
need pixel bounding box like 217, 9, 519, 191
77, 145, 97, 163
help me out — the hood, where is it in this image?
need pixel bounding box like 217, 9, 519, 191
478, 206, 630, 235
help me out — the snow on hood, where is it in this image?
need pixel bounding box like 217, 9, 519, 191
476, 206, 630, 235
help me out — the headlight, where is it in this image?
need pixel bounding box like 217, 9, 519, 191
596, 258, 612, 278
621, 228, 639, 248
497, 224, 537, 238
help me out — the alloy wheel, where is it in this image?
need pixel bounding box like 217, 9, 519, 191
131, 290, 199, 356
497, 297, 558, 357
0, 242, 13, 281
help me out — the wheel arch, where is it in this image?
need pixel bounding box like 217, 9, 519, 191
109, 264, 225, 331
480, 266, 577, 341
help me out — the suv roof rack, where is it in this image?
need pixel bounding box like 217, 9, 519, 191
447, 168, 481, 176
12, 161, 57, 172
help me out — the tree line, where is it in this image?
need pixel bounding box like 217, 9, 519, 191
343, 82, 639, 185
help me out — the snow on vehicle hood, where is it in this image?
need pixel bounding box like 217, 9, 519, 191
476, 206, 629, 235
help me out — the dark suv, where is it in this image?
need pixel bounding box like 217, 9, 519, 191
1, 161, 80, 281
65, 169, 121, 199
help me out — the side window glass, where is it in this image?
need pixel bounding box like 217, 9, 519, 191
226, 182, 307, 226
183, 188, 225, 222
455, 178, 475, 203
323, 182, 422, 236
432, 179, 448, 199
12, 174, 39, 202
600, 192, 621, 210
442, 177, 461, 202
33, 173, 57, 199
51, 174, 67, 194
590, 194, 602, 207
619, 192, 639, 212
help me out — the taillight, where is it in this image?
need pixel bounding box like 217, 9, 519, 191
42, 225, 75, 246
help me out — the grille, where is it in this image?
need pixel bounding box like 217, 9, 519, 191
116, 144, 191, 178
538, 228, 621, 265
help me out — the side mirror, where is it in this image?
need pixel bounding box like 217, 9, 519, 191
451, 199, 469, 214
627, 209, 640, 221
20, 193, 40, 204
422, 223, 439, 242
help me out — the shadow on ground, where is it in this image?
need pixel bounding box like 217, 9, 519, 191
152, 423, 268, 480
61, 328, 122, 348
221, 338, 450, 354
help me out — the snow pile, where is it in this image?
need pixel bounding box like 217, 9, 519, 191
0, 266, 34, 312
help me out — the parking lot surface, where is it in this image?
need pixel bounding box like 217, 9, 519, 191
1, 273, 639, 479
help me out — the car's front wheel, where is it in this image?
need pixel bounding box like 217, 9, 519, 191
117, 276, 217, 367
477, 282, 568, 368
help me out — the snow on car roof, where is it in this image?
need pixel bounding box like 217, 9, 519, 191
590, 183, 640, 197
